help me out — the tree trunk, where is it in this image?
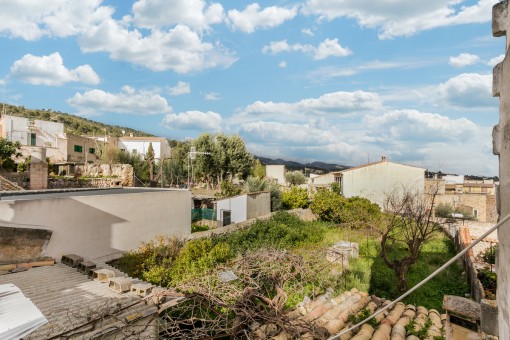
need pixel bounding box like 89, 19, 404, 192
395, 264, 409, 293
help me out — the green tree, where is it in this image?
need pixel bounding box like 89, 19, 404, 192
252, 159, 266, 178
282, 186, 309, 209
435, 203, 453, 218
285, 170, 306, 186
0, 138, 22, 171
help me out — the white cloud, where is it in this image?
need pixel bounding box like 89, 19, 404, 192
227, 3, 297, 33
67, 85, 172, 115
162, 110, 222, 130
237, 91, 382, 122
0, 1, 236, 74
204, 92, 220, 100
0, 0, 111, 40
132, 0, 224, 31
437, 73, 496, 108
301, 28, 314, 36
10, 52, 100, 86
262, 38, 351, 60
487, 54, 505, 66
79, 21, 237, 73
366, 109, 478, 142
169, 81, 190, 96
278, 61, 287, 68
449, 53, 480, 67
314, 38, 353, 60
302, 0, 497, 39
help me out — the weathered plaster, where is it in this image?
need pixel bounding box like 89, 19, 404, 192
492, 1, 510, 337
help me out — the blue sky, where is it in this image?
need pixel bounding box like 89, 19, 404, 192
0, 0, 504, 176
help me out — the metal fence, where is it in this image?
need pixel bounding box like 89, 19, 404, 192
191, 208, 217, 222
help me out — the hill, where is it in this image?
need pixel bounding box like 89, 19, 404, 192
255, 156, 350, 174
1, 103, 153, 137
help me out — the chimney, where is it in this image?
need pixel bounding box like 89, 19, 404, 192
381, 156, 387, 162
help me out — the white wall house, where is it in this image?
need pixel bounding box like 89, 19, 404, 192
340, 158, 425, 208
117, 136, 171, 159
309, 158, 425, 209
0, 114, 66, 161
216, 192, 271, 226
266, 165, 286, 185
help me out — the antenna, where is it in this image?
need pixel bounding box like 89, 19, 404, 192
1, 82, 6, 117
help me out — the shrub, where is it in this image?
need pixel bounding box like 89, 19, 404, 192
115, 235, 185, 284
478, 269, 497, 299
282, 186, 309, 209
310, 190, 380, 228
170, 239, 232, 285
435, 203, 453, 218
309, 189, 346, 222
217, 211, 325, 253
480, 245, 497, 265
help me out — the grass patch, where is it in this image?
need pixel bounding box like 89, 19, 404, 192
344, 234, 468, 311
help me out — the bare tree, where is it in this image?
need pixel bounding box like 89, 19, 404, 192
381, 185, 441, 293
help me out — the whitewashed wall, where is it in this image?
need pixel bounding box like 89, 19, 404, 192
0, 189, 191, 260
341, 161, 425, 209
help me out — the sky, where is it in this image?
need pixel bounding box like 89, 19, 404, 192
0, 0, 505, 176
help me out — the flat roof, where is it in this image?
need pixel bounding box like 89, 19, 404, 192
0, 260, 157, 339
0, 187, 187, 201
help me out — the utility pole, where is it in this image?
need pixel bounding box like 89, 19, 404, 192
187, 147, 212, 188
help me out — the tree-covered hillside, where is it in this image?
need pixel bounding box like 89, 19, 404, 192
2, 103, 153, 137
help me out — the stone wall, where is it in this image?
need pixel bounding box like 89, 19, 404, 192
48, 177, 124, 189
0, 225, 52, 264
0, 172, 30, 189
492, 1, 510, 336
77, 163, 134, 187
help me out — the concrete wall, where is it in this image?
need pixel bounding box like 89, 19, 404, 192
341, 161, 425, 209
0, 189, 191, 260
266, 165, 286, 185
492, 2, 510, 336
311, 172, 336, 186
246, 192, 271, 220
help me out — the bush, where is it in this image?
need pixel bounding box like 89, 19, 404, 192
170, 239, 232, 284
478, 269, 497, 299
309, 189, 346, 222
217, 211, 325, 253
282, 186, 309, 209
435, 203, 453, 218
480, 245, 497, 265
310, 190, 380, 227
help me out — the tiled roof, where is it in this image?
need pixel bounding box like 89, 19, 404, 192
0, 257, 160, 339
250, 288, 446, 339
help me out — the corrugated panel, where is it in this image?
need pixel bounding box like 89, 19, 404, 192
0, 284, 47, 340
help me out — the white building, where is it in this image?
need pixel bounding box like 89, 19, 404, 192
311, 157, 425, 209
113, 136, 171, 159
216, 192, 271, 226
266, 165, 286, 185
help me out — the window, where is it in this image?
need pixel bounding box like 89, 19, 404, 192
30, 133, 36, 146
474, 210, 478, 219
88, 148, 95, 154
74, 145, 83, 153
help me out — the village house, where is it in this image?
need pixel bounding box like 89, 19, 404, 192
266, 164, 287, 185
310, 157, 426, 209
